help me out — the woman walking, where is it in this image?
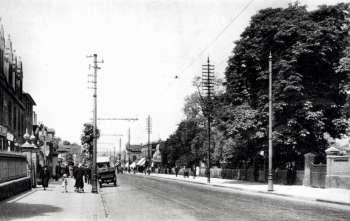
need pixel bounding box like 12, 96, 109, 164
75, 164, 84, 192
41, 166, 50, 190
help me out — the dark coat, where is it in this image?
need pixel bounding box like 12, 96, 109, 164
41, 168, 50, 188
75, 167, 84, 189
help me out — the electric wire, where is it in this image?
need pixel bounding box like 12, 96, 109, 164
180, 0, 256, 74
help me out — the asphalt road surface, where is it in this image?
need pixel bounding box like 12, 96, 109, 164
99, 174, 350, 221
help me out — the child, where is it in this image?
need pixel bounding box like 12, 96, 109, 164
62, 174, 68, 193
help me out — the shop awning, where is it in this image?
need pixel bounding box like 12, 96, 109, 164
130, 162, 136, 168
136, 157, 146, 166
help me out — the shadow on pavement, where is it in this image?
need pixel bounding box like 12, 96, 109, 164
0, 202, 62, 220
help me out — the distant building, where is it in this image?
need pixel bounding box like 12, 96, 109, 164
0, 21, 36, 152
126, 144, 142, 162
141, 142, 159, 160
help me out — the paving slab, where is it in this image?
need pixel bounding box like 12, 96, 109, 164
0, 178, 107, 221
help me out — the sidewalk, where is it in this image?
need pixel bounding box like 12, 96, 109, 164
139, 172, 350, 206
0, 178, 107, 221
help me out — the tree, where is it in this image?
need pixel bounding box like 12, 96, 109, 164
223, 3, 350, 167
81, 123, 100, 155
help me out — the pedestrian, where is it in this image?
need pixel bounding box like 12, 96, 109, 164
86, 167, 91, 184
286, 162, 295, 185
183, 166, 189, 178
84, 166, 88, 183
69, 164, 74, 178
192, 165, 196, 179
175, 166, 179, 177
114, 165, 118, 186
41, 166, 50, 191
62, 173, 68, 193
55, 165, 60, 181
73, 164, 78, 191
65, 165, 69, 177
75, 164, 84, 192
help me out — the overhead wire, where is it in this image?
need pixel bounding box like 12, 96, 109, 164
158, 0, 256, 100
179, 0, 256, 75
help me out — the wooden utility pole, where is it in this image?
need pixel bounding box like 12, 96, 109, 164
100, 134, 123, 163
128, 128, 131, 164
119, 137, 122, 160
87, 53, 103, 193
202, 57, 214, 184
98, 118, 137, 166
146, 115, 152, 167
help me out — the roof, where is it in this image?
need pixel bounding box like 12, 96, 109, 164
127, 145, 142, 152
22, 92, 36, 105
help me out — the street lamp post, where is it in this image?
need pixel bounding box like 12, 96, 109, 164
268, 51, 274, 191
21, 129, 38, 188
30, 133, 37, 188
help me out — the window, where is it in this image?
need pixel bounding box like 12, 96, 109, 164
13, 106, 16, 130
0, 49, 3, 76
7, 101, 11, 128
0, 88, 3, 124
3, 99, 7, 126
8, 67, 12, 87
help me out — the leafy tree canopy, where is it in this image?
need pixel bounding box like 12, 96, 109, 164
81, 123, 100, 154
223, 3, 350, 167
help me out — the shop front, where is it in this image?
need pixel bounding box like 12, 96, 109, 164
0, 125, 7, 151
6, 132, 14, 152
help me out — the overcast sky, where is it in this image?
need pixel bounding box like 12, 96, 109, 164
0, 0, 342, 152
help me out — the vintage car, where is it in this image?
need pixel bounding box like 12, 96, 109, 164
97, 157, 116, 188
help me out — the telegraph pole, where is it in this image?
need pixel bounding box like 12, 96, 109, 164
100, 134, 123, 164
128, 128, 131, 164
128, 128, 131, 149
87, 53, 103, 193
146, 115, 152, 167
97, 118, 137, 166
202, 57, 214, 184
268, 51, 274, 191
119, 137, 122, 161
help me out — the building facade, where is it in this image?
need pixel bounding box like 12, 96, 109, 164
126, 144, 143, 163
0, 21, 36, 152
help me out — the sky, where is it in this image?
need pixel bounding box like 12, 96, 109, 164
0, 0, 343, 153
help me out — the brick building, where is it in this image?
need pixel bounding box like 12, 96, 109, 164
0, 21, 36, 152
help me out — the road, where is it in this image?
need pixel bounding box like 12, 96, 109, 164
100, 174, 350, 221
